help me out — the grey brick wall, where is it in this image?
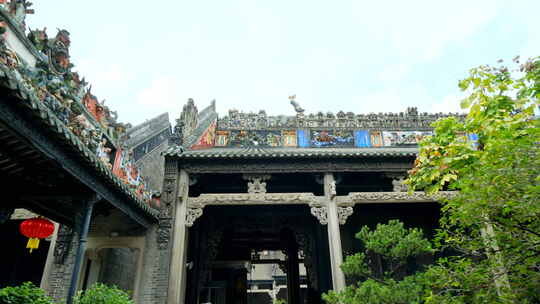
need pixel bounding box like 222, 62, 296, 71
99, 248, 139, 292
136, 141, 168, 192
45, 231, 79, 302
139, 224, 172, 304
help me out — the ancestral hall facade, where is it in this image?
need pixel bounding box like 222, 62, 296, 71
0, 4, 460, 304
154, 98, 458, 304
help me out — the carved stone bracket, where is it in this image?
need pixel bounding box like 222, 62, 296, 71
185, 208, 204, 227
337, 207, 354, 225
310, 206, 328, 225
391, 178, 407, 192
243, 174, 271, 194
384, 173, 407, 192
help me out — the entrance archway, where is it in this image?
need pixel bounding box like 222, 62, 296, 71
185, 205, 331, 304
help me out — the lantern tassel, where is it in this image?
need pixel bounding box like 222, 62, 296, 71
26, 237, 40, 253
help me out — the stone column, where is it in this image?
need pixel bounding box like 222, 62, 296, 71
324, 173, 346, 291
168, 170, 190, 304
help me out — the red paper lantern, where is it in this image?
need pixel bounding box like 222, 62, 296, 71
19, 217, 55, 253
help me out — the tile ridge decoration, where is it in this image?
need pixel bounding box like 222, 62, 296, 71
0, 22, 159, 216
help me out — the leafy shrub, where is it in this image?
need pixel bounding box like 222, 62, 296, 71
0, 282, 55, 304
72, 283, 133, 304
323, 220, 433, 304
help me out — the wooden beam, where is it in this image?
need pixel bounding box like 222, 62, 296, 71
0, 97, 156, 228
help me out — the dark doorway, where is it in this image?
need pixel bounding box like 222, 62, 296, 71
186, 205, 330, 304
0, 219, 50, 287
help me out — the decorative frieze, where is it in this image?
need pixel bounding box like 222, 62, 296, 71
217, 105, 464, 131
187, 193, 321, 207
185, 208, 203, 227
336, 191, 457, 205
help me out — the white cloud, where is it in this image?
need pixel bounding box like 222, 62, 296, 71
377, 64, 411, 83
352, 0, 501, 61
430, 94, 467, 114
74, 59, 130, 98
135, 76, 184, 121
351, 90, 406, 114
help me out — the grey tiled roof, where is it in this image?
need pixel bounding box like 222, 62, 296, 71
164, 146, 418, 159
125, 112, 170, 148
0, 64, 159, 219
184, 103, 219, 148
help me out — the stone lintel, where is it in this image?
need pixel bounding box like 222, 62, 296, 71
187, 193, 322, 207
335, 191, 457, 206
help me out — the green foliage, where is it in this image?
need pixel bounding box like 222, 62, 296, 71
323, 220, 432, 304
0, 282, 55, 304
72, 283, 133, 304
407, 56, 540, 303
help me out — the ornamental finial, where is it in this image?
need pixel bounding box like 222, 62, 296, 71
289, 94, 304, 114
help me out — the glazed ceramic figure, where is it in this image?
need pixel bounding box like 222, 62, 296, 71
96, 138, 112, 168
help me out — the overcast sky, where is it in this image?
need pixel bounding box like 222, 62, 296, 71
26, 1, 540, 126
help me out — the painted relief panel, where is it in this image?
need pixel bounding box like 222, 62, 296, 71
215, 130, 230, 147
191, 121, 216, 150
370, 131, 383, 147
311, 130, 354, 147
382, 131, 432, 146
354, 130, 371, 147
229, 130, 281, 147
214, 130, 298, 147
297, 130, 310, 148
282, 130, 297, 147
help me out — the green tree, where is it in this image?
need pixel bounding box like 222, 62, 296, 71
407, 56, 540, 303
72, 283, 133, 304
323, 220, 433, 304
0, 282, 55, 304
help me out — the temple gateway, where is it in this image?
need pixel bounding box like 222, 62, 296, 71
153, 99, 456, 304
0, 4, 460, 304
